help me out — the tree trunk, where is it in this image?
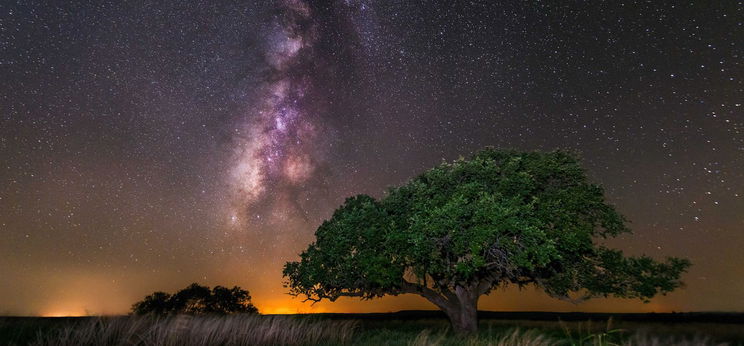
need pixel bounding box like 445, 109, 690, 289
415, 283, 480, 334
444, 303, 478, 334
440, 286, 479, 334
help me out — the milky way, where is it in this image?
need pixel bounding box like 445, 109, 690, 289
228, 1, 321, 225
227, 0, 382, 228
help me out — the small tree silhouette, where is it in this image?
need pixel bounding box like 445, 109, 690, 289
209, 286, 258, 314
131, 291, 171, 315
132, 283, 258, 315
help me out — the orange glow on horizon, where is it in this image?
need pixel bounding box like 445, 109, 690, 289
257, 299, 331, 315
18, 267, 684, 317
261, 306, 303, 314
41, 310, 88, 317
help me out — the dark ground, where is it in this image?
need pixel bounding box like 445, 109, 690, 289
298, 310, 744, 323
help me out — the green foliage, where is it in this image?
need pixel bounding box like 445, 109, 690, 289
284, 148, 690, 308
131, 283, 258, 315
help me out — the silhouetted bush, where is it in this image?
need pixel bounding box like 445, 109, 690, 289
131, 283, 258, 315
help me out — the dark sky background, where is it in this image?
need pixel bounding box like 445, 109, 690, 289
0, 0, 742, 316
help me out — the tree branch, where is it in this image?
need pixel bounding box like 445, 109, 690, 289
400, 280, 455, 311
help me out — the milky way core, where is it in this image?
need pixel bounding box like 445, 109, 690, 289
229, 1, 322, 225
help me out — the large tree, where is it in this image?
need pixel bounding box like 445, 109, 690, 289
284, 149, 690, 333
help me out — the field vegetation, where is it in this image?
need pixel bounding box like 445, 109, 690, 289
1, 313, 742, 346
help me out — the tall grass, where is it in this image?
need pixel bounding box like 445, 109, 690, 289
561, 317, 626, 346
557, 317, 731, 346
404, 323, 732, 346
408, 328, 559, 346
27, 314, 357, 346
14, 316, 737, 346
622, 332, 730, 346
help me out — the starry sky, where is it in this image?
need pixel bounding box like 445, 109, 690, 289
1, 1, 742, 316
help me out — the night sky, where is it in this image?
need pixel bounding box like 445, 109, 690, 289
1, 1, 742, 316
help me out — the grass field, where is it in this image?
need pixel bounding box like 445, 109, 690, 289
1, 312, 743, 345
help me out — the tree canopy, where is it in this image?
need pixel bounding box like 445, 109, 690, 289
131, 283, 258, 315
284, 148, 690, 333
